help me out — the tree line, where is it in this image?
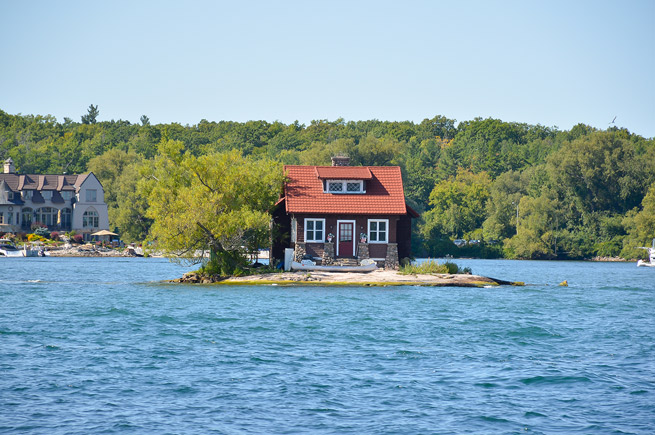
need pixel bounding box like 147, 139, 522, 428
1, 105, 654, 261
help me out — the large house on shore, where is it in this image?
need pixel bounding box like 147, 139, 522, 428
271, 156, 418, 269
0, 158, 109, 238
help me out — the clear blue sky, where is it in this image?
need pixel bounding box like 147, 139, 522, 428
1, 0, 654, 137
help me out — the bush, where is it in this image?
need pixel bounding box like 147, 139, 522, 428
399, 259, 472, 275
33, 227, 50, 238
73, 234, 84, 244
50, 231, 60, 241
27, 234, 46, 242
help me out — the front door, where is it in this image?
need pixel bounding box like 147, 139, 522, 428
338, 221, 354, 257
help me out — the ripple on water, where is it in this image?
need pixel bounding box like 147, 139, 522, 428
0, 258, 653, 434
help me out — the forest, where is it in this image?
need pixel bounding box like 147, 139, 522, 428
1, 106, 654, 261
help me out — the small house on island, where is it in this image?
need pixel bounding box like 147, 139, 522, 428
271, 156, 419, 269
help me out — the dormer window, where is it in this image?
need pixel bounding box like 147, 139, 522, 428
325, 180, 365, 194
42, 191, 52, 200
22, 190, 33, 201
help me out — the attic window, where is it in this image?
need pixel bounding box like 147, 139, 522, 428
325, 180, 365, 194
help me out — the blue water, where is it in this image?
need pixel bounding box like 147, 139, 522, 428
1, 257, 654, 434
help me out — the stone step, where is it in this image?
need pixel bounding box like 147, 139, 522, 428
338, 258, 359, 266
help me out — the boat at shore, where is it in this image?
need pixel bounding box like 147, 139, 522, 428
290, 260, 377, 273
0, 239, 39, 257
636, 239, 655, 267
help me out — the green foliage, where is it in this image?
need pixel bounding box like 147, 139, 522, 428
399, 259, 471, 275
141, 142, 284, 275
81, 104, 99, 124
1, 108, 653, 261
421, 169, 491, 242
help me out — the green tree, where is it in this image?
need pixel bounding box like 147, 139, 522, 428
421, 169, 491, 242
81, 104, 99, 124
141, 141, 284, 274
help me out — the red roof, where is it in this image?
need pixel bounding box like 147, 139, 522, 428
315, 166, 372, 180
284, 165, 411, 215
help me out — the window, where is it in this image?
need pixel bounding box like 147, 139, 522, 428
0, 213, 3, 224
328, 181, 343, 192
7, 191, 13, 201
304, 218, 325, 243
60, 208, 72, 228
83, 208, 99, 228
36, 207, 58, 226
86, 189, 97, 202
325, 180, 365, 194
61, 191, 73, 201
21, 208, 33, 226
22, 190, 33, 201
346, 182, 362, 193
42, 191, 52, 200
368, 219, 389, 243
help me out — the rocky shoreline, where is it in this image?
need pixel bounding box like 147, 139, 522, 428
171, 269, 523, 287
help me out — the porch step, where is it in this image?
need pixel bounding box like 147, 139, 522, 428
337, 258, 359, 267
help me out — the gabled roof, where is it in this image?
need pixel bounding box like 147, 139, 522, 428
284, 165, 413, 216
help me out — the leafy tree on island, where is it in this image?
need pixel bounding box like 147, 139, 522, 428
141, 139, 284, 275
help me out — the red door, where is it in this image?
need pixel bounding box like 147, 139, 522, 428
338, 222, 354, 257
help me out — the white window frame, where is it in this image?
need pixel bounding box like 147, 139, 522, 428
42, 191, 53, 200
61, 191, 73, 201
324, 180, 366, 194
304, 218, 325, 243
368, 219, 389, 244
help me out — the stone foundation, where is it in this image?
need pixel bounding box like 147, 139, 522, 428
322, 242, 335, 265
385, 243, 399, 269
357, 242, 369, 265
293, 242, 306, 262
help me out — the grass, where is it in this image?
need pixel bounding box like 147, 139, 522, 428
399, 259, 472, 275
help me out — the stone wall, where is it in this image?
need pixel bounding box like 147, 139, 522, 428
322, 242, 335, 265
385, 243, 399, 269
293, 242, 306, 262
357, 242, 369, 265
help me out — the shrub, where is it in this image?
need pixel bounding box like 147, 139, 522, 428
50, 231, 60, 241
33, 226, 50, 238
73, 234, 84, 244
27, 234, 46, 242
399, 259, 472, 275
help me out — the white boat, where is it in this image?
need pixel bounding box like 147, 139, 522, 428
291, 260, 377, 273
0, 239, 24, 257
0, 239, 41, 257
636, 239, 655, 267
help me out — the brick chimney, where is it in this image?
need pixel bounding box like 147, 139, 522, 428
331, 155, 350, 166
4, 158, 15, 174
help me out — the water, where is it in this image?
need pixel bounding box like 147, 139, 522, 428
1, 257, 654, 434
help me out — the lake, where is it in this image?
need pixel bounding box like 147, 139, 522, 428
1, 257, 653, 434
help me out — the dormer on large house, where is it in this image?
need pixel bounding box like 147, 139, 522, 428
0, 158, 109, 238
271, 156, 419, 269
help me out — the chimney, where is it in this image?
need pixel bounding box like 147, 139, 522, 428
4, 158, 15, 174
331, 155, 350, 166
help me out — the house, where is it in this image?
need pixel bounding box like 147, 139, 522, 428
271, 156, 418, 269
0, 158, 109, 238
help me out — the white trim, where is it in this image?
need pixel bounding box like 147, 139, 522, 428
304, 218, 326, 243
336, 219, 356, 256
368, 219, 389, 244
323, 180, 366, 194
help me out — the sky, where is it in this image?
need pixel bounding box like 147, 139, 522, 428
1, 0, 654, 138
